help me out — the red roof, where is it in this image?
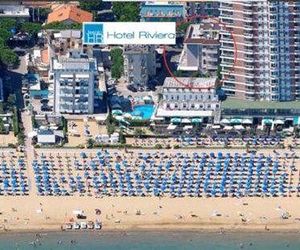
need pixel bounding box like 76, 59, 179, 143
47, 5, 93, 24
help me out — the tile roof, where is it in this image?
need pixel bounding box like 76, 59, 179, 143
47, 4, 93, 24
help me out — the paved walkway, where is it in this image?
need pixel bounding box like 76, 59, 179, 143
21, 110, 36, 196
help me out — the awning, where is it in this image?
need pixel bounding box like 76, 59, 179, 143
171, 118, 181, 124
242, 118, 253, 125
167, 124, 177, 130
182, 118, 191, 124
183, 125, 193, 131
112, 109, 123, 116
114, 115, 123, 121
191, 118, 203, 124
223, 125, 233, 130
273, 119, 284, 125
262, 118, 273, 125
220, 118, 230, 124
132, 116, 143, 120
234, 125, 245, 130
143, 95, 152, 101
230, 118, 242, 125
293, 116, 300, 126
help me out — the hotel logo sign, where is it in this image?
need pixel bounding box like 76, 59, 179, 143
83, 22, 176, 45
83, 23, 104, 44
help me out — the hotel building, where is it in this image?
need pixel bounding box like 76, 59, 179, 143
178, 19, 220, 75
154, 77, 221, 124
220, 1, 300, 101
50, 54, 98, 114
123, 45, 156, 87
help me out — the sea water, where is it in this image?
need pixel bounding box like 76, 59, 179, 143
0, 231, 299, 250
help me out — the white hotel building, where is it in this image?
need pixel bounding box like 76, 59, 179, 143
220, 0, 300, 101
153, 77, 220, 124
49, 56, 98, 114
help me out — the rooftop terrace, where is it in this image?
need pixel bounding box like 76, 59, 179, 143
222, 98, 300, 110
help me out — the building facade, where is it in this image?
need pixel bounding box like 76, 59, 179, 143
50, 55, 97, 114
220, 0, 300, 101
140, 2, 185, 22
154, 77, 220, 123
187, 1, 220, 17
178, 20, 220, 75
123, 45, 156, 87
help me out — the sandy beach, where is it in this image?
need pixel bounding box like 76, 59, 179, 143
1, 196, 300, 233
0, 146, 300, 233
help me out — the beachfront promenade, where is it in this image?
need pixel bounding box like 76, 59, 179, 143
1, 147, 300, 232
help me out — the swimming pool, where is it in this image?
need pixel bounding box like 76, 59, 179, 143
131, 105, 155, 120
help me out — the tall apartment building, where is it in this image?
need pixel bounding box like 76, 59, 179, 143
187, 1, 220, 17
123, 45, 156, 87
50, 53, 98, 114
220, 1, 300, 101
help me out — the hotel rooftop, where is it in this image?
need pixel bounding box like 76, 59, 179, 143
184, 22, 220, 45
52, 57, 96, 71
163, 77, 216, 90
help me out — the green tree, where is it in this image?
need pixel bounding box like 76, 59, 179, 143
134, 128, 145, 138
62, 117, 68, 135
110, 48, 123, 79
31, 116, 38, 129
0, 118, 5, 133
0, 28, 11, 43
191, 71, 200, 77
112, 2, 139, 22
173, 70, 183, 77
7, 94, 16, 108
0, 48, 19, 68
106, 113, 116, 135
0, 103, 4, 114
12, 107, 19, 136
177, 22, 191, 33
216, 65, 222, 80
87, 138, 95, 148
20, 22, 42, 35
38, 8, 51, 22
43, 21, 81, 30
119, 131, 126, 144
0, 18, 17, 31
79, 0, 102, 12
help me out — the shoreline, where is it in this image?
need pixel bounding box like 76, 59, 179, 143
1, 223, 300, 235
